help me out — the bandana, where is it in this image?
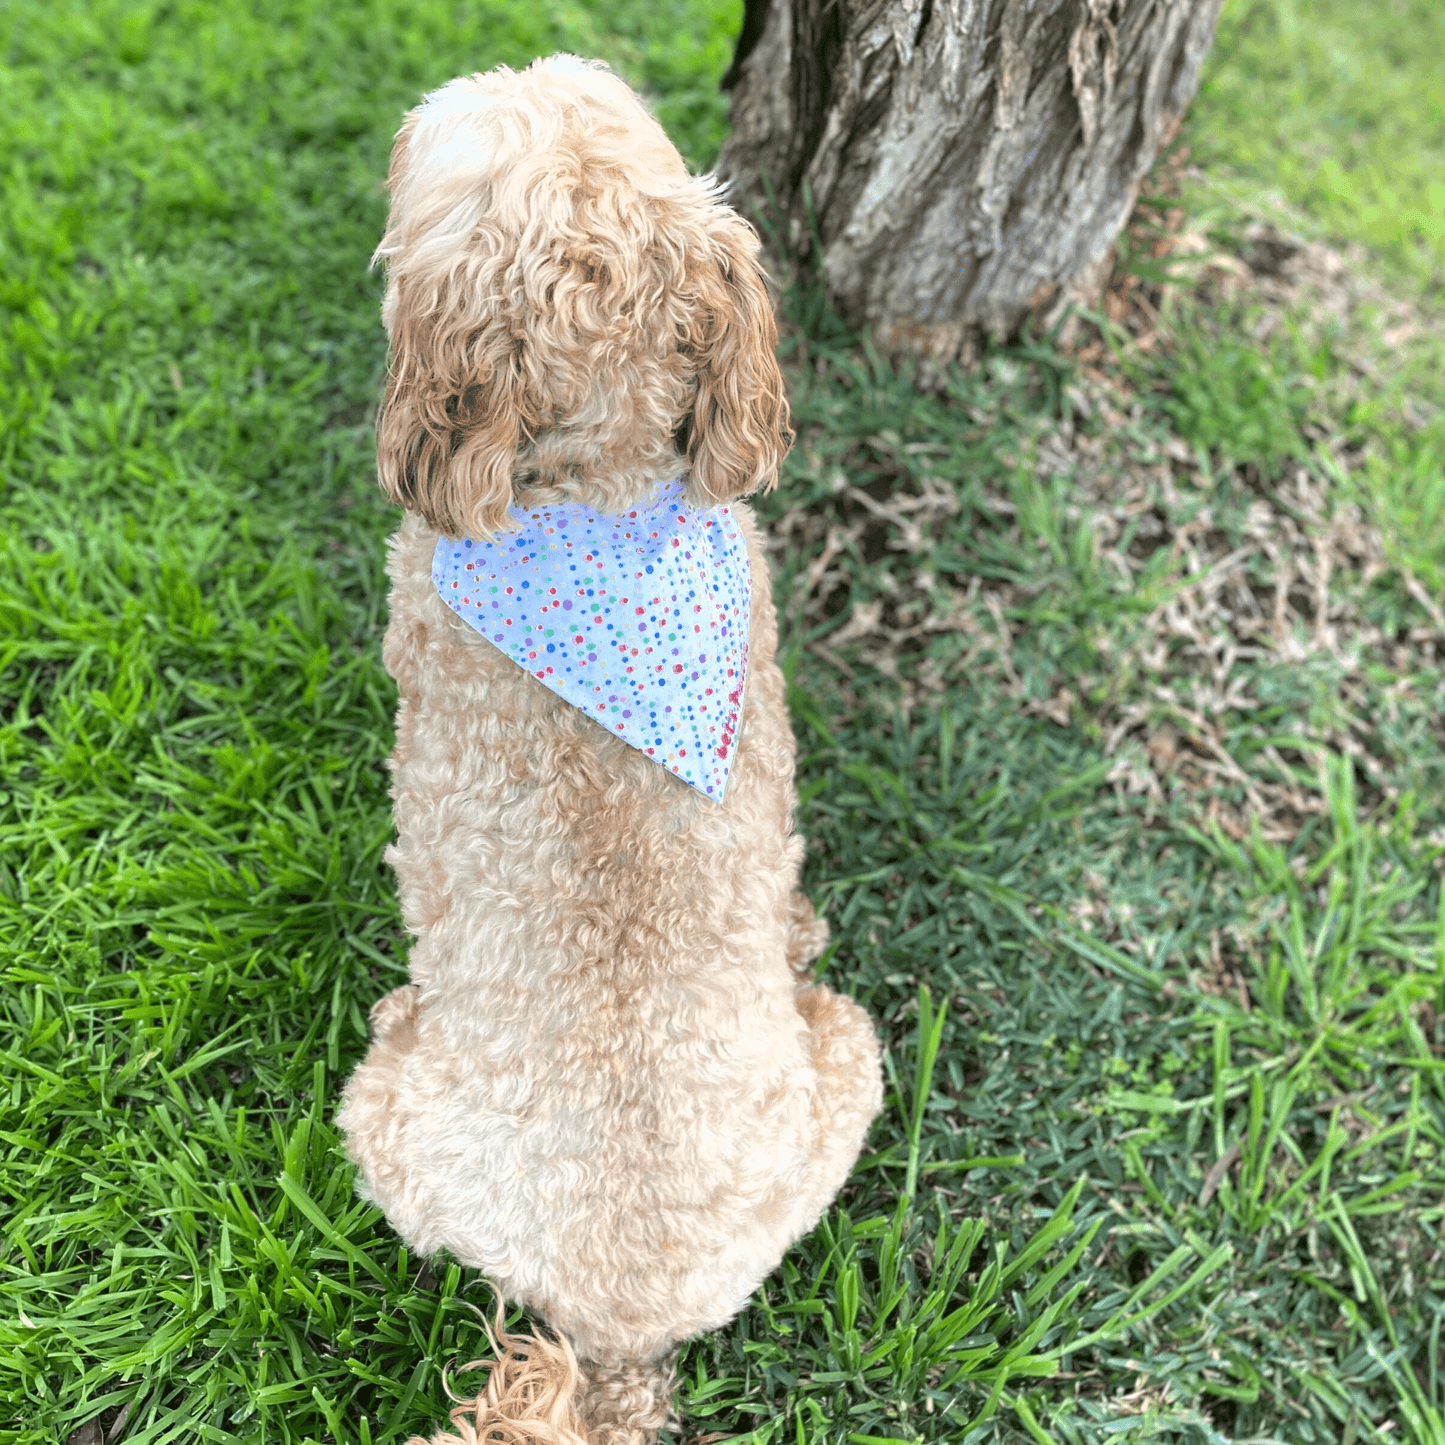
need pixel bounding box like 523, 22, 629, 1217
432, 478, 750, 801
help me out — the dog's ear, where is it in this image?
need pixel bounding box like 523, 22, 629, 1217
682, 218, 792, 506
376, 270, 531, 539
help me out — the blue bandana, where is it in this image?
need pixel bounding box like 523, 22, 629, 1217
432, 478, 751, 801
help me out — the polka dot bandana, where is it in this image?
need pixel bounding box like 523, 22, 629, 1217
432, 477, 751, 802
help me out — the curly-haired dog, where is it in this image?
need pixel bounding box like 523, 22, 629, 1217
336, 55, 882, 1445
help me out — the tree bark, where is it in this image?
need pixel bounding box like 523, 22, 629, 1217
717, 0, 1222, 365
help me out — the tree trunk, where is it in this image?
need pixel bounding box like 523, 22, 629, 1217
717, 0, 1222, 365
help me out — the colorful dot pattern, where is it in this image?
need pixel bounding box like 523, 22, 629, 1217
432, 477, 751, 802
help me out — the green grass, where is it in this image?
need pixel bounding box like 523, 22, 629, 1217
5, 1, 1445, 1443
1188, 0, 1445, 290
1176, 0, 1445, 595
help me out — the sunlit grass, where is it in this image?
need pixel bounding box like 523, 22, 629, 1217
1189, 0, 1445, 289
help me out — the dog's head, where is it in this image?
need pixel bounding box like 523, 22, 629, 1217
374, 55, 790, 538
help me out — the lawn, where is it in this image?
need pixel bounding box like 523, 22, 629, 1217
2, 2, 1444, 1443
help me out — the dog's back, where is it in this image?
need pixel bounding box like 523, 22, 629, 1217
358, 500, 873, 1325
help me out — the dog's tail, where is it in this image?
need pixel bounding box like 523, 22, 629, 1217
409, 1309, 676, 1445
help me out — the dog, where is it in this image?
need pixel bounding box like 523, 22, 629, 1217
336, 55, 882, 1445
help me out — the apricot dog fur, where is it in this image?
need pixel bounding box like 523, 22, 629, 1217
336, 55, 882, 1444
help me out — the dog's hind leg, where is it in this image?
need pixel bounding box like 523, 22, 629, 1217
336, 984, 421, 1216
368, 982, 420, 1043
785, 892, 830, 981
791, 982, 884, 1218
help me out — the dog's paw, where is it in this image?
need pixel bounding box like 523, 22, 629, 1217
369, 983, 420, 1040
